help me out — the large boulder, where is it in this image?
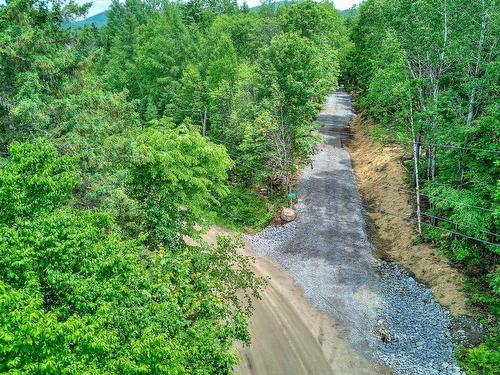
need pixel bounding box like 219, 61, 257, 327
449, 315, 484, 348
281, 208, 297, 222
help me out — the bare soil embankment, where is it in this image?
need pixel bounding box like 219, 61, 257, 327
347, 114, 469, 316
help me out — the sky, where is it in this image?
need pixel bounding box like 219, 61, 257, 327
79, 0, 363, 17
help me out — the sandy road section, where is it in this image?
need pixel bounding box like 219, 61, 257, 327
236, 250, 392, 375
201, 228, 391, 375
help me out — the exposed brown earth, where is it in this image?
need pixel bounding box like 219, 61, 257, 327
347, 114, 469, 316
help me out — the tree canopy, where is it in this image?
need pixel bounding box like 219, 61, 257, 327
348, 0, 499, 372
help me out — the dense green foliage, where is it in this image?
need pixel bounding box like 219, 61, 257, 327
96, 0, 345, 189
2, 0, 498, 372
348, 1, 499, 372
0, 141, 261, 373
0, 0, 348, 372
128, 122, 233, 247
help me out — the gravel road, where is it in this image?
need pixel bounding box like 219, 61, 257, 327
245, 91, 463, 375
236, 248, 390, 375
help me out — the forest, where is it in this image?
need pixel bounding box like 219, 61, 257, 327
0, 0, 498, 374
348, 0, 499, 372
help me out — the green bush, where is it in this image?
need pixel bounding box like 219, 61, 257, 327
215, 185, 274, 231
459, 339, 500, 375
0, 140, 262, 374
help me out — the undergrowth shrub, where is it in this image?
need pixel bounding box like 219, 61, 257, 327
214, 185, 274, 231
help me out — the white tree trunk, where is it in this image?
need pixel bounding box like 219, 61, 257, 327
467, 0, 489, 127
202, 108, 207, 136
414, 138, 422, 236
409, 96, 422, 235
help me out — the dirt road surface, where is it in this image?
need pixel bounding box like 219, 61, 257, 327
198, 227, 388, 375
235, 246, 390, 375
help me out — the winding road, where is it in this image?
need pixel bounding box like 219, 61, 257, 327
240, 91, 461, 375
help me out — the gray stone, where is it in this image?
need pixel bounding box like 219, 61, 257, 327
449, 315, 484, 347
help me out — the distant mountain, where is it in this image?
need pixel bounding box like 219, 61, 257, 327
339, 7, 359, 19
62, 10, 109, 29
65, 2, 285, 28
66, 1, 353, 29
248, 0, 294, 12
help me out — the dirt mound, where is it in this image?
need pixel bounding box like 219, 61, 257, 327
347, 115, 468, 316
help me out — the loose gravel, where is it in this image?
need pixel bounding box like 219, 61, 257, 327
244, 91, 463, 375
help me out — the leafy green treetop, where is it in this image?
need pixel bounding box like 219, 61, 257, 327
128, 120, 234, 247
